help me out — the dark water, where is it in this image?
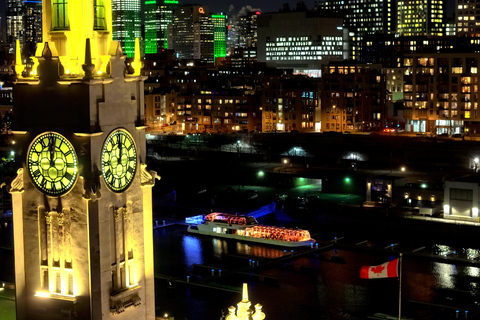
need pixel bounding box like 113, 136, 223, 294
153, 222, 480, 320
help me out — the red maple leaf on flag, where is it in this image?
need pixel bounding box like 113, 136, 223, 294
371, 266, 385, 274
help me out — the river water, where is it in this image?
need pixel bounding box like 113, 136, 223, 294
0, 213, 479, 320
152, 218, 480, 320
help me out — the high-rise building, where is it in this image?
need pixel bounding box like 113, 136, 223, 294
112, 0, 141, 57
237, 11, 260, 48
22, 0, 43, 56
317, 0, 396, 35
212, 14, 226, 61
256, 10, 347, 77
456, 0, 480, 36
6, 0, 23, 44
144, 0, 179, 54
397, 0, 445, 36
12, 0, 157, 319
6, 0, 42, 57
316, 0, 396, 60
168, 5, 214, 64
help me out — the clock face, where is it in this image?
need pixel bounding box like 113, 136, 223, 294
27, 132, 78, 196
101, 129, 137, 192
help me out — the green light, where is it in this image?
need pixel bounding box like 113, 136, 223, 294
258, 171, 264, 177
421, 184, 427, 188
145, 0, 177, 53
213, 15, 226, 60
345, 177, 351, 183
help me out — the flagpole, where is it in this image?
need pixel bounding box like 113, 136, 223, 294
398, 253, 403, 320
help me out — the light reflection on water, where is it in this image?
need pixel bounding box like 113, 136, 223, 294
464, 248, 480, 260
182, 235, 204, 271
157, 227, 480, 319
466, 266, 480, 277
233, 242, 286, 259
432, 262, 456, 289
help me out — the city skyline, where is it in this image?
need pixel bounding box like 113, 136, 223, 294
184, 0, 456, 16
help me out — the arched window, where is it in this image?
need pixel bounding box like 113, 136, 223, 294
68, 274, 73, 295
94, 0, 106, 30
52, 0, 69, 30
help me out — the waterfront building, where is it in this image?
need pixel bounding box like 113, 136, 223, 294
444, 174, 480, 221
315, 0, 396, 60
176, 90, 261, 133
320, 62, 387, 132
385, 68, 404, 102
144, 0, 179, 54
256, 9, 347, 77
261, 76, 319, 132
168, 5, 214, 64
403, 53, 480, 135
112, 0, 141, 57
397, 0, 445, 36
145, 87, 178, 130
11, 0, 157, 318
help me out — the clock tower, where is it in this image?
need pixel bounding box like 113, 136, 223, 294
11, 1, 157, 319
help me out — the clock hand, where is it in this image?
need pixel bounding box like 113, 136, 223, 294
49, 136, 55, 166
118, 138, 123, 158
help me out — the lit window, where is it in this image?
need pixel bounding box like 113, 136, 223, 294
94, 0, 106, 30
53, 0, 69, 30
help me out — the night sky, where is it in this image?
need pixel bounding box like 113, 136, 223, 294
200, 0, 456, 16
0, 0, 459, 40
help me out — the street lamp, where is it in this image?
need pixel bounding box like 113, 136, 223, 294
283, 159, 288, 173
236, 140, 241, 157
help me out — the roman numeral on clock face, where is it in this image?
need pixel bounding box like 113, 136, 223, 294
64, 172, 73, 181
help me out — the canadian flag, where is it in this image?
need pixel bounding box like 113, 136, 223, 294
360, 259, 399, 279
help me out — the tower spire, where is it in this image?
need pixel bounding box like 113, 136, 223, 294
242, 283, 249, 302
83, 38, 95, 80
14, 40, 25, 78
131, 38, 142, 76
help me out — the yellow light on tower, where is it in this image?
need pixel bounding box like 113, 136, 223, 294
14, 40, 25, 78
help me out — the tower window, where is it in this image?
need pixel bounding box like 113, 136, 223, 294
94, 0, 106, 30
53, 0, 69, 30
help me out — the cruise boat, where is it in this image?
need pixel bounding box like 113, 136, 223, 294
187, 212, 315, 247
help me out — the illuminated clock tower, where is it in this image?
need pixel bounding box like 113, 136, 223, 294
11, 1, 157, 319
